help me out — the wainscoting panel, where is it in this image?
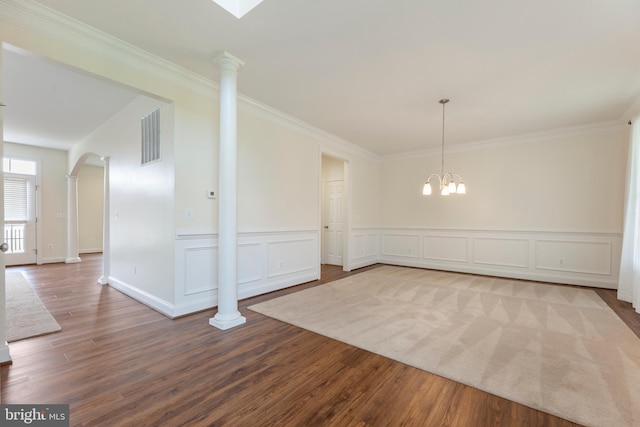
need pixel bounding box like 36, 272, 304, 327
238, 242, 263, 284
535, 239, 612, 276
173, 230, 319, 317
351, 229, 379, 269
473, 237, 529, 268
423, 235, 468, 263
267, 237, 316, 278
184, 245, 217, 295
381, 233, 420, 258
376, 228, 621, 289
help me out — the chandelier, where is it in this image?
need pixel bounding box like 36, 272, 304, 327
422, 99, 466, 196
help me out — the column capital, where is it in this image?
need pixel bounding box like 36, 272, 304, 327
213, 51, 245, 70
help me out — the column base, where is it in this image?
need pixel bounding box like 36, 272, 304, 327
97, 276, 109, 285
209, 312, 246, 330
0, 342, 12, 365
65, 257, 82, 264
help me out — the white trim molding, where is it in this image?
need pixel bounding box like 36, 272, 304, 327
350, 227, 379, 270
173, 230, 319, 317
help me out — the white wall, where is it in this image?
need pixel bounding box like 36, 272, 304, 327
236, 103, 319, 232
77, 163, 103, 253
70, 96, 175, 306
373, 126, 628, 287
3, 142, 68, 263
322, 155, 345, 182
381, 127, 627, 232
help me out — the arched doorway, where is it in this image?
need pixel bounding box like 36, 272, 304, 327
67, 152, 110, 285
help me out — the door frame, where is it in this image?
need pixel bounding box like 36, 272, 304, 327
319, 151, 351, 273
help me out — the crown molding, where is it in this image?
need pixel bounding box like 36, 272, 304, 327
0, 0, 215, 95
384, 120, 627, 162
238, 94, 382, 162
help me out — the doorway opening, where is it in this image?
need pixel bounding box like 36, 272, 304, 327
321, 154, 349, 269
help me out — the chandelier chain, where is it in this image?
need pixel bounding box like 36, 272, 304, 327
441, 99, 446, 177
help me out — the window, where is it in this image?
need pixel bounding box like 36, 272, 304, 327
141, 108, 161, 164
3, 158, 36, 175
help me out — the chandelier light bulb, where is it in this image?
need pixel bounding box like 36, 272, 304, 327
422, 182, 432, 195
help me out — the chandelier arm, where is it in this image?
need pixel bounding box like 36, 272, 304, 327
448, 173, 464, 182
425, 173, 443, 187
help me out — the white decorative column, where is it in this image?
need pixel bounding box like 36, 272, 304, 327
209, 52, 246, 330
98, 157, 110, 284
66, 175, 81, 263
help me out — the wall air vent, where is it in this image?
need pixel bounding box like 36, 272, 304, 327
141, 108, 161, 165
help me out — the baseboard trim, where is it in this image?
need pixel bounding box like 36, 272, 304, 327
41, 257, 67, 264
378, 257, 618, 289
108, 277, 175, 318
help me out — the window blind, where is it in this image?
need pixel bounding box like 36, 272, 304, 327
4, 177, 28, 221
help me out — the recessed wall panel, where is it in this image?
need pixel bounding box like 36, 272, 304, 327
365, 234, 377, 257
473, 238, 529, 268
238, 242, 262, 284
423, 235, 467, 262
535, 240, 612, 275
381, 234, 420, 258
267, 238, 316, 277
352, 234, 366, 259
184, 246, 217, 295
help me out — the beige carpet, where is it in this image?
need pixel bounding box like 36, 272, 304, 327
6, 271, 61, 342
249, 265, 640, 427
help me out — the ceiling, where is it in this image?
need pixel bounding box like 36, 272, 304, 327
2, 48, 139, 150
3, 0, 640, 155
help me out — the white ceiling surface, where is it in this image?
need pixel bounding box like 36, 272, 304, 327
2, 49, 139, 151
5, 0, 640, 155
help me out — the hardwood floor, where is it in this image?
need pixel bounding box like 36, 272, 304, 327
2, 256, 638, 426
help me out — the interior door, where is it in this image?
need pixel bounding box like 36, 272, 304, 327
4, 173, 37, 265
324, 180, 344, 266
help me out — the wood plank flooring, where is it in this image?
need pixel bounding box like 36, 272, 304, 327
2, 255, 638, 426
